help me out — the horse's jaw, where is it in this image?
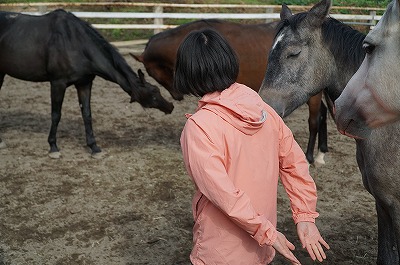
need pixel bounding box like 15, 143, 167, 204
334, 101, 372, 139
336, 119, 372, 139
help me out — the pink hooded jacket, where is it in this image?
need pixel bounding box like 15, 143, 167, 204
180, 83, 319, 265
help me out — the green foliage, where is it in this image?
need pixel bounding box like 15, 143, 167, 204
272, 0, 388, 7
1, 0, 389, 40
1, 0, 390, 5
1, 0, 85, 2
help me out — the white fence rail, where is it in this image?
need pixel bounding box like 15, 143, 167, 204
1, 2, 384, 33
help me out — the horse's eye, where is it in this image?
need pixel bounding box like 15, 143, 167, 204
287, 50, 301, 58
363, 42, 375, 54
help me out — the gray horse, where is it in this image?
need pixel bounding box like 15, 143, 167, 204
259, 0, 400, 264
336, 0, 400, 132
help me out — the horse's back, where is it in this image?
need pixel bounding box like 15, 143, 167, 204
145, 19, 277, 63
140, 19, 277, 93
0, 9, 70, 39
0, 9, 109, 82
0, 11, 55, 80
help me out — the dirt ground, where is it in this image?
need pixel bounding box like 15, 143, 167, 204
0, 52, 378, 265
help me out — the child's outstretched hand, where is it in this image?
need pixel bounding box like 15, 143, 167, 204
296, 222, 330, 262
272, 231, 302, 265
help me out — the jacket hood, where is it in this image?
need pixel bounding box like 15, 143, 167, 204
195, 83, 267, 135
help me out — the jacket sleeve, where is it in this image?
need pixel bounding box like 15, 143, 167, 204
181, 118, 278, 246
278, 118, 319, 224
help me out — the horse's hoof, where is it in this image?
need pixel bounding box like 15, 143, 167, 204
314, 151, 326, 165
49, 151, 61, 159
0, 141, 6, 149
91, 151, 104, 159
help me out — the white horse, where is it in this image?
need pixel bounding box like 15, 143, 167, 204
335, 0, 400, 132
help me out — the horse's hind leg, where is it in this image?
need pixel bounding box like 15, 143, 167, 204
48, 81, 67, 158
75, 81, 102, 158
305, 92, 323, 164
0, 73, 6, 149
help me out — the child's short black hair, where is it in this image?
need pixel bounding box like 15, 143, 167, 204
173, 29, 239, 97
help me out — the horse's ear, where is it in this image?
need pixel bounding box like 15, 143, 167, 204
130, 52, 144, 63
391, 0, 400, 21
138, 69, 145, 83
280, 4, 293, 20
305, 0, 331, 27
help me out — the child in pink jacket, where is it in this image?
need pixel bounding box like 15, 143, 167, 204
175, 29, 330, 265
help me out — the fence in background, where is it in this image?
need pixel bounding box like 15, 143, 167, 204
0, 2, 384, 34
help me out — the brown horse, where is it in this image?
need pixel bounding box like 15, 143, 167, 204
132, 19, 328, 164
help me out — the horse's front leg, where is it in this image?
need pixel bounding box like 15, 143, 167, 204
48, 81, 67, 158
0, 73, 5, 149
75, 81, 102, 158
375, 200, 399, 265
316, 101, 328, 161
305, 92, 323, 165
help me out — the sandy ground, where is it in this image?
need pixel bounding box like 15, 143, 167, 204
0, 54, 378, 265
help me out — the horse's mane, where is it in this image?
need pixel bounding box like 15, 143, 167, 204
277, 12, 366, 70
59, 10, 140, 99
322, 17, 366, 69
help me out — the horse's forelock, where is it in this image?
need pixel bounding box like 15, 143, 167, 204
275, 12, 308, 39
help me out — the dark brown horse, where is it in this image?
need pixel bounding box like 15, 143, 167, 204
132, 19, 328, 164
0, 9, 174, 158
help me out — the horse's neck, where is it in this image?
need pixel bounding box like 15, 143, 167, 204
324, 62, 360, 119
324, 19, 366, 102
94, 51, 138, 97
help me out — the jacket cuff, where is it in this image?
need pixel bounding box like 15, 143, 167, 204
251, 221, 277, 246
293, 213, 319, 224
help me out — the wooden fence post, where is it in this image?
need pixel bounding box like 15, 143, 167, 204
369, 11, 377, 29
265, 7, 274, 23
38, 5, 47, 14
154, 5, 163, 34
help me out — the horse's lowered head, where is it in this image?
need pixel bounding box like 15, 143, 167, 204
259, 0, 334, 117
335, 0, 400, 135
130, 69, 174, 114
131, 52, 184, 101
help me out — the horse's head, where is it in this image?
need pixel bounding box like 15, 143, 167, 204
259, 0, 334, 117
144, 60, 184, 101
335, 0, 400, 134
130, 51, 185, 101
130, 69, 174, 114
